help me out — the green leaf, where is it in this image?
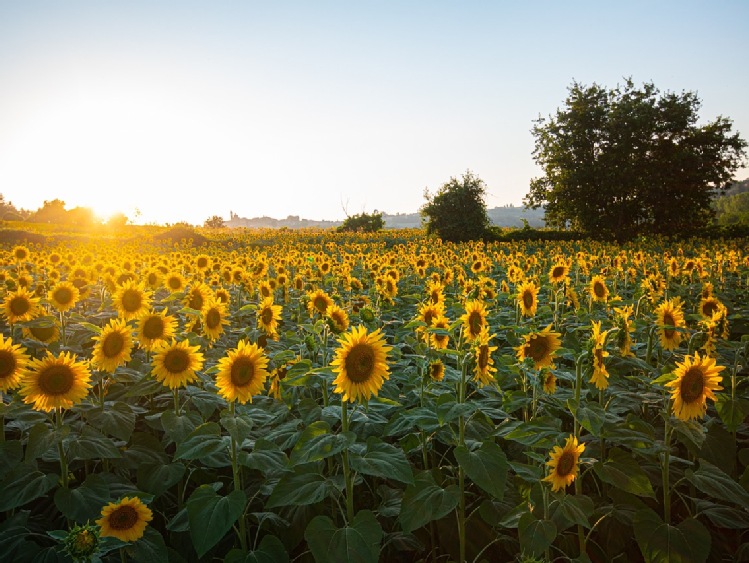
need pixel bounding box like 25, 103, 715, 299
137, 462, 186, 497
593, 448, 655, 498
289, 421, 356, 466
187, 485, 247, 558
551, 494, 594, 531
239, 439, 289, 476
127, 526, 168, 563
160, 410, 202, 443
686, 458, 749, 510
65, 427, 122, 461
225, 535, 290, 563
696, 500, 749, 529
454, 441, 508, 500
633, 508, 710, 563
53, 473, 110, 522
385, 407, 440, 437
0, 440, 22, 478
174, 422, 227, 461
0, 464, 58, 511
86, 402, 136, 442
575, 401, 607, 437
436, 394, 476, 426
349, 436, 414, 485
399, 471, 460, 533
305, 510, 383, 563
221, 414, 254, 445
518, 512, 557, 559
266, 468, 336, 508
25, 423, 68, 462
500, 417, 562, 448
714, 395, 749, 434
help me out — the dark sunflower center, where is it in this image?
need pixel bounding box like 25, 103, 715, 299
206, 309, 221, 329
143, 317, 165, 339
230, 357, 255, 386
188, 292, 204, 311
680, 367, 705, 404
663, 313, 676, 338
468, 311, 482, 335
30, 325, 55, 341
164, 348, 189, 374
423, 310, 436, 326
478, 344, 490, 369
38, 365, 75, 396
147, 273, 158, 286
197, 257, 208, 268
0, 350, 17, 378
702, 301, 719, 317
261, 308, 274, 325
314, 297, 328, 313
9, 296, 30, 316
168, 277, 182, 290
556, 451, 575, 477
121, 289, 143, 312
594, 348, 605, 366
345, 344, 375, 383
102, 332, 125, 358
430, 290, 440, 303
109, 505, 138, 530
593, 282, 606, 298
527, 336, 550, 361
260, 286, 271, 298
522, 291, 534, 309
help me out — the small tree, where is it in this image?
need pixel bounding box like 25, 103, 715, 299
204, 215, 225, 229
337, 211, 384, 233
421, 170, 490, 242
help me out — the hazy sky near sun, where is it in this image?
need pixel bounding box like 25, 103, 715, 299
1, 1, 747, 225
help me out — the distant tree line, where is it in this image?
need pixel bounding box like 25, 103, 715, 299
0, 196, 128, 228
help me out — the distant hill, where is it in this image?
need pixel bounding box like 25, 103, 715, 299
723, 177, 749, 196
225, 206, 545, 230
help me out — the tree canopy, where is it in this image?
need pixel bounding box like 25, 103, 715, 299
336, 211, 384, 233
525, 79, 747, 240
421, 170, 490, 242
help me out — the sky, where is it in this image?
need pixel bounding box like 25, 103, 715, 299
1, 1, 747, 226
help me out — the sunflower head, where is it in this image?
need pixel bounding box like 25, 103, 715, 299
665, 352, 724, 421
0, 334, 30, 392
428, 359, 445, 382
202, 299, 229, 341
62, 523, 100, 562
257, 297, 283, 337
3, 287, 40, 324
516, 325, 562, 370
136, 309, 177, 351
20, 351, 92, 411
542, 435, 585, 492
151, 339, 204, 389
517, 280, 539, 318
307, 289, 333, 318
215, 340, 270, 404
113, 281, 152, 321
589, 275, 609, 303
326, 303, 350, 334
92, 319, 134, 373
331, 326, 392, 403
96, 496, 153, 542
473, 329, 498, 387
655, 297, 686, 351
461, 300, 488, 341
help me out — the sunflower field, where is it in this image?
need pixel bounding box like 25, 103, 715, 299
1, 229, 748, 562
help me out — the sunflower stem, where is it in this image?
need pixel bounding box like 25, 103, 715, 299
229, 402, 248, 552
457, 352, 468, 563
119, 547, 127, 563
662, 407, 672, 524
341, 400, 354, 523
173, 388, 180, 417
56, 408, 69, 489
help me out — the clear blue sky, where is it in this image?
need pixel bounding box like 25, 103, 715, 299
1, 1, 747, 225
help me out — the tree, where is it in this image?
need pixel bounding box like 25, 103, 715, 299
204, 215, 225, 229
29, 199, 68, 224
337, 211, 384, 233
421, 170, 490, 242
525, 79, 747, 240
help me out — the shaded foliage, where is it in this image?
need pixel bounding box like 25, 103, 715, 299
336, 212, 384, 233
421, 170, 490, 242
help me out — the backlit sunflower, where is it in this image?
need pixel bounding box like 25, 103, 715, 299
20, 351, 92, 411
473, 329, 498, 387
47, 281, 80, 313
589, 275, 609, 303
589, 321, 610, 390
96, 496, 153, 542
151, 339, 204, 389
91, 319, 134, 373
516, 325, 562, 370
307, 289, 334, 318
136, 310, 177, 351
461, 300, 488, 341
112, 281, 151, 321
22, 318, 60, 345
326, 303, 349, 334
549, 262, 569, 284
331, 326, 392, 403
655, 297, 686, 351
185, 282, 213, 313
257, 297, 283, 338
215, 340, 270, 404
428, 359, 445, 382
665, 352, 724, 421
517, 280, 539, 317
2, 287, 40, 324
202, 299, 229, 341
0, 334, 30, 392
12, 245, 30, 262
543, 435, 585, 492
164, 272, 187, 293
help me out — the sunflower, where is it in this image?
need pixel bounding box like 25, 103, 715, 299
430, 315, 451, 350
91, 319, 134, 373
136, 310, 178, 351
195, 254, 212, 272
517, 280, 539, 317
416, 301, 444, 341
20, 351, 92, 411
589, 275, 609, 303
12, 245, 30, 262
461, 300, 488, 341
428, 359, 445, 382
699, 296, 724, 320
426, 280, 445, 305
543, 435, 585, 493
331, 326, 392, 403
307, 289, 334, 318
257, 297, 282, 338
589, 321, 610, 390
549, 263, 569, 284
257, 280, 273, 300
542, 371, 557, 394
326, 303, 349, 334
112, 281, 152, 321
164, 272, 187, 293
665, 352, 724, 421
151, 339, 204, 389
215, 340, 270, 404
22, 319, 61, 345
96, 496, 153, 542
202, 299, 229, 342
516, 325, 562, 370
185, 282, 213, 313
613, 305, 634, 357
655, 297, 686, 351
0, 334, 30, 392
46, 280, 80, 313
473, 329, 498, 387
2, 287, 40, 324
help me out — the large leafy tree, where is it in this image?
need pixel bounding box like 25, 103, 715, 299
525, 79, 747, 240
421, 170, 490, 242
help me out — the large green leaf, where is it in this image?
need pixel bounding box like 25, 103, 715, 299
399, 471, 460, 532
266, 468, 337, 508
0, 440, 22, 478
54, 473, 110, 522
714, 395, 749, 434
0, 464, 58, 511
633, 508, 710, 563
239, 439, 289, 476
86, 402, 136, 442
221, 413, 254, 445
127, 526, 168, 563
305, 510, 383, 563
593, 448, 655, 498
349, 436, 414, 485
24, 423, 67, 463
500, 417, 562, 448
137, 462, 186, 497
454, 441, 508, 500
65, 427, 122, 461
160, 410, 202, 444
551, 494, 593, 531
225, 535, 289, 563
187, 485, 247, 558
289, 421, 356, 466
518, 512, 557, 559
174, 422, 227, 461
686, 458, 749, 510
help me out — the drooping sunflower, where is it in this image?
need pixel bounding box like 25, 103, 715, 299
543, 435, 585, 493
307, 289, 334, 318
151, 340, 204, 389
91, 319, 134, 373
22, 318, 61, 345
516, 325, 562, 370
665, 352, 724, 421
589, 321, 610, 390
112, 281, 152, 321
2, 287, 40, 324
256, 297, 283, 338
589, 275, 609, 303
654, 297, 686, 351
215, 340, 270, 404
428, 359, 445, 382
202, 299, 229, 342
473, 329, 498, 387
517, 280, 539, 318
461, 300, 488, 341
19, 351, 92, 411
96, 496, 153, 542
0, 334, 30, 392
331, 326, 392, 403
136, 310, 178, 351
326, 303, 349, 334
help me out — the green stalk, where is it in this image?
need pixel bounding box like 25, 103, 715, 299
173, 388, 180, 416
56, 408, 69, 489
573, 354, 585, 556
662, 406, 672, 524
457, 351, 468, 563
230, 402, 248, 551
341, 400, 354, 522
